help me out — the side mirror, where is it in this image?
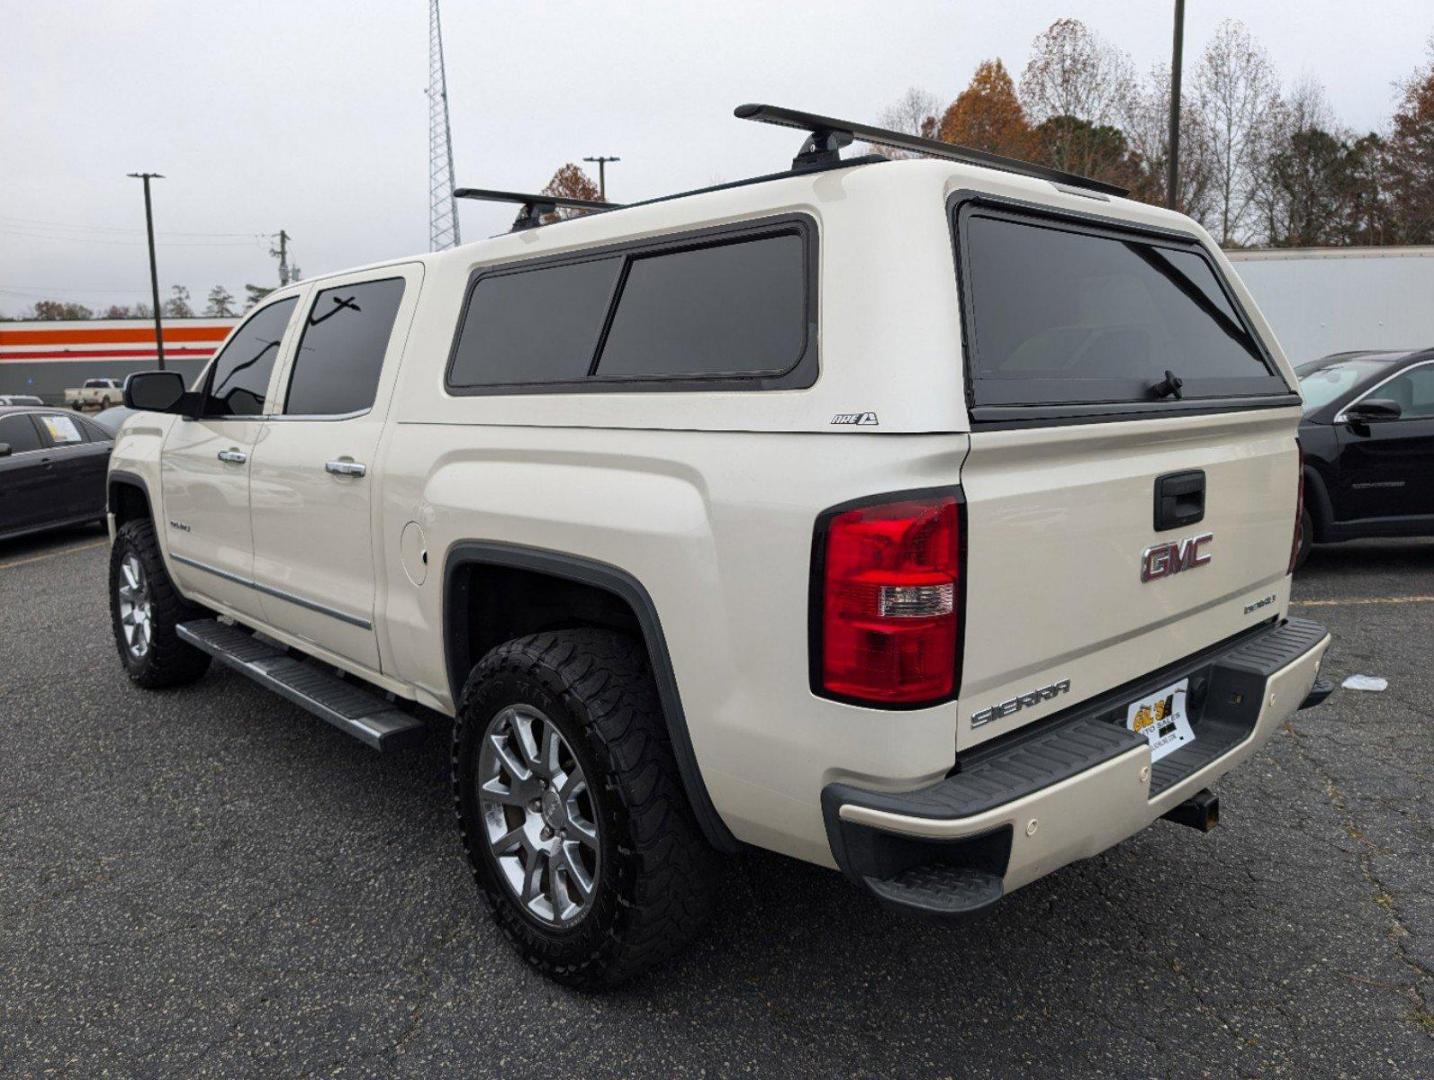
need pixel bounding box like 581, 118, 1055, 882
1345, 398, 1402, 423
124, 370, 189, 413
0, 442, 10, 458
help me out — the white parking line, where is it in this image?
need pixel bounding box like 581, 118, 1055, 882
1292, 595, 1434, 608
0, 539, 107, 572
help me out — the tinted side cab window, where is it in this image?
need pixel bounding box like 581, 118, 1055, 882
285, 279, 407, 416
446, 221, 814, 391
203, 298, 298, 417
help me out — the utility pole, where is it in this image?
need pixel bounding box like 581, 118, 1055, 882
127, 172, 166, 370
583, 155, 620, 201
1166, 0, 1185, 210
270, 230, 291, 285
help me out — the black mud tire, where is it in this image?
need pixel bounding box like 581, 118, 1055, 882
452, 629, 721, 988
109, 518, 212, 688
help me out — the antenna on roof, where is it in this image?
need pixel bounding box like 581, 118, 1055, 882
734, 102, 1128, 197
454, 187, 624, 232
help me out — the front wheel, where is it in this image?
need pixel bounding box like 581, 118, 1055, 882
109, 519, 212, 688
452, 629, 721, 987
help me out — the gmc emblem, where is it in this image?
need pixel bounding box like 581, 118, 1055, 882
1141, 532, 1213, 582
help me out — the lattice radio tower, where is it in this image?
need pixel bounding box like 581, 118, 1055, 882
426, 0, 461, 250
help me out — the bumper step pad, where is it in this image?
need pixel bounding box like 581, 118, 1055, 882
177, 619, 426, 751
865, 863, 1003, 916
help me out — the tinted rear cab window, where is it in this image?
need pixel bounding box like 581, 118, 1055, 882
956, 206, 1287, 409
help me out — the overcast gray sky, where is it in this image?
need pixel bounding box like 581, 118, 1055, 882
3, 0, 1430, 317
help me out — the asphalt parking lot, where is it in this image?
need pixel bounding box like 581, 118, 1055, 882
1, 527, 1430, 1078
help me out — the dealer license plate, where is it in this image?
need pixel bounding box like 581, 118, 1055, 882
1125, 678, 1194, 763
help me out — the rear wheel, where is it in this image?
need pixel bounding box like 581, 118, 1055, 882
452, 629, 721, 987
109, 519, 211, 688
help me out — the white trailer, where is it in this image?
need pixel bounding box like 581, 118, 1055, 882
1228, 246, 1434, 366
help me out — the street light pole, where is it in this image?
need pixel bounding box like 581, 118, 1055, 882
127, 172, 166, 370
582, 155, 621, 201
1166, 0, 1185, 211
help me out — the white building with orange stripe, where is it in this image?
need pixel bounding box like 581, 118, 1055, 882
0, 317, 239, 403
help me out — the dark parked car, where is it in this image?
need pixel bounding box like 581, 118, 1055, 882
1295, 348, 1434, 566
0, 406, 113, 543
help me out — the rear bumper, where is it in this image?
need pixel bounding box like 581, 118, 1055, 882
822, 617, 1332, 917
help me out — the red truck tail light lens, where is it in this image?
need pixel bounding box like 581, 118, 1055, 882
815, 493, 961, 705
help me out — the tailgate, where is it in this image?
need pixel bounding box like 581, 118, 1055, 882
956, 407, 1301, 748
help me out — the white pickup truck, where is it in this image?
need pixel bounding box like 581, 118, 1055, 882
65, 377, 124, 411
105, 103, 1333, 986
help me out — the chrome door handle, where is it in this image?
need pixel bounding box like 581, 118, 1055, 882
217, 448, 248, 464
325, 458, 367, 478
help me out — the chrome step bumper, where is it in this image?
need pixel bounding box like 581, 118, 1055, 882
823, 618, 1332, 917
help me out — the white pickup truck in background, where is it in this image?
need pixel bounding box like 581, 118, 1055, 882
65, 378, 124, 411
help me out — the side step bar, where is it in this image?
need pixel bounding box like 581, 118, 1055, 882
177, 619, 426, 751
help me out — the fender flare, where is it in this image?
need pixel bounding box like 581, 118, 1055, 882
1302, 463, 1335, 539
442, 540, 740, 854
107, 468, 153, 519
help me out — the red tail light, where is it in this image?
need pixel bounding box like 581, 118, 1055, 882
1289, 441, 1305, 574
813, 492, 962, 705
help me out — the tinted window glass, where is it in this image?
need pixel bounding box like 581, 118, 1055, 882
204, 298, 297, 417
595, 233, 806, 378
0, 415, 42, 453
962, 214, 1275, 406
450, 257, 622, 386
1377, 365, 1434, 419
286, 279, 406, 415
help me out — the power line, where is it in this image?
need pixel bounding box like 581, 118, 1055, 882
0, 214, 265, 239
583, 156, 621, 200
0, 226, 264, 248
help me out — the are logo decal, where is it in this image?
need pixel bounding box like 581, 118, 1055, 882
831, 412, 878, 426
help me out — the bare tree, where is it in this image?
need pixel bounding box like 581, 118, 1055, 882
1123, 63, 1215, 218
1387, 37, 1434, 243
1194, 19, 1282, 245
205, 285, 237, 318
1019, 18, 1138, 179
163, 284, 193, 319
867, 87, 942, 157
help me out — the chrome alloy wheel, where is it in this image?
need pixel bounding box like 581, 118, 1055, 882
477, 705, 601, 926
117, 553, 154, 659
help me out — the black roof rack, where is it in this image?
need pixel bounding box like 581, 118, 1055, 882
734, 102, 1128, 198
454, 187, 623, 232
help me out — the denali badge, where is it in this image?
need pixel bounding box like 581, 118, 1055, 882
971, 678, 1072, 729
831, 412, 878, 426
1141, 532, 1213, 582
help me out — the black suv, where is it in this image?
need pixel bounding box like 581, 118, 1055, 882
1295, 348, 1434, 566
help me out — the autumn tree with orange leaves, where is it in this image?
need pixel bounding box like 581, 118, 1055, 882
936, 59, 1033, 159
539, 163, 604, 222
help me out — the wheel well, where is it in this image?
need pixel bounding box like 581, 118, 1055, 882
109, 478, 151, 529
450, 563, 644, 694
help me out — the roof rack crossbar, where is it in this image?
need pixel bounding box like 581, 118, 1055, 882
733, 103, 1129, 197
453, 187, 624, 232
